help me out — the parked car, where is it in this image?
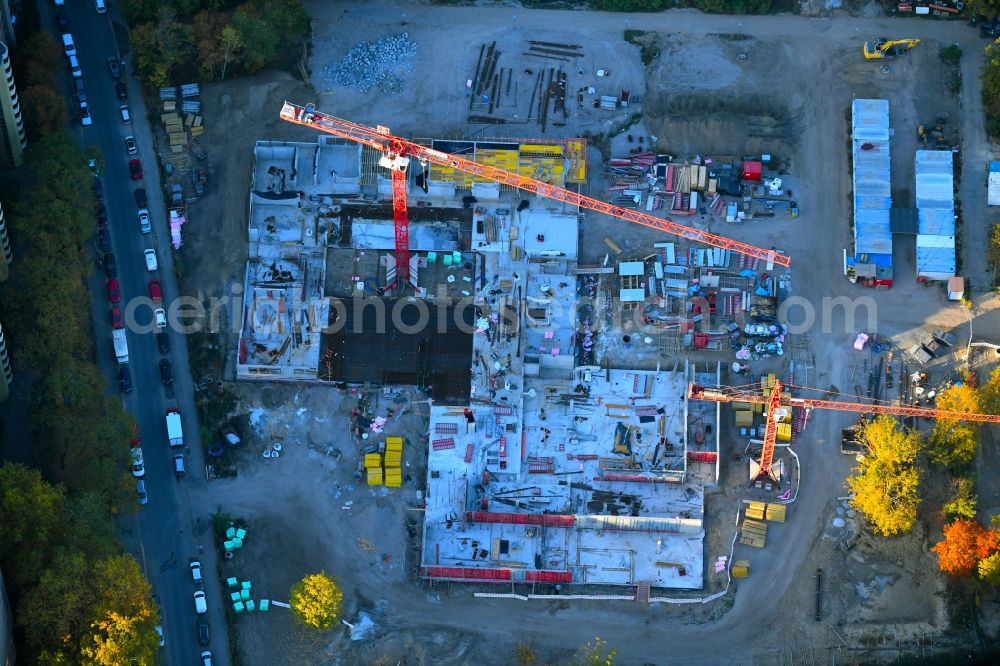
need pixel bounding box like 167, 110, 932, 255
95, 0, 107, 13
119, 104, 131, 123
197, 619, 210, 647
190, 560, 203, 584
983, 18, 1000, 38
73, 77, 86, 102
154, 625, 164, 648
107, 278, 121, 302
62, 33, 76, 57
56, 8, 69, 30
144, 248, 158, 272
79, 100, 92, 126
134, 188, 147, 208
125, 135, 137, 155
115, 81, 128, 100
130, 447, 145, 478
154, 308, 167, 329
93, 176, 104, 202
118, 366, 132, 393
129, 159, 142, 180
97, 227, 110, 253
148, 279, 162, 303
95, 202, 107, 226
138, 208, 150, 233
106, 56, 121, 80
200, 650, 213, 665
157, 331, 170, 354
110, 306, 123, 330
104, 253, 117, 278
159, 358, 173, 385
68, 54, 81, 79
136, 479, 148, 505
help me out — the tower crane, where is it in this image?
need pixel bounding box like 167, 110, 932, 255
278, 102, 791, 288
689, 379, 1000, 485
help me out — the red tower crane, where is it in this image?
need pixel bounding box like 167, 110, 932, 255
689, 379, 1000, 485
278, 102, 791, 271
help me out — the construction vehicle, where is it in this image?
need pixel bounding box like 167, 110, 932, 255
863, 38, 920, 60
689, 379, 1000, 486
277, 102, 790, 294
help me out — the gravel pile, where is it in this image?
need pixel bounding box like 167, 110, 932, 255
322, 33, 418, 95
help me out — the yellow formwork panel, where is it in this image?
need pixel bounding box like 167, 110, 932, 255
776, 423, 792, 443
765, 503, 787, 522
364, 453, 382, 469
367, 468, 383, 486
385, 436, 403, 447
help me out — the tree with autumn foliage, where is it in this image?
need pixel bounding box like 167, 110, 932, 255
927, 379, 981, 468
289, 571, 342, 630
932, 519, 1000, 576
846, 416, 922, 536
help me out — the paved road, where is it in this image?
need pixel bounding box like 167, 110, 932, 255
57, 3, 230, 665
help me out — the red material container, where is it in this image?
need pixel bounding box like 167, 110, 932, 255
742, 160, 763, 181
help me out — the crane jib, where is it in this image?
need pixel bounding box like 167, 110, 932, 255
279, 102, 791, 266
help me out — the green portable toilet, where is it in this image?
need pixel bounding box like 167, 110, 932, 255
223, 541, 234, 553
452, 251, 462, 264
230, 591, 241, 603
442, 254, 453, 267
232, 537, 243, 549
235, 528, 247, 540
246, 600, 256, 612
240, 589, 250, 601
233, 601, 245, 613
227, 577, 238, 588
259, 599, 270, 612
226, 527, 236, 539
426, 251, 437, 264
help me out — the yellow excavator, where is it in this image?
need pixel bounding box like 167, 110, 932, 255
863, 38, 920, 60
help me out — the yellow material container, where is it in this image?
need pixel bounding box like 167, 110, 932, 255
385, 437, 403, 453
367, 468, 383, 485
734, 410, 753, 427
776, 423, 792, 443
748, 501, 766, 513
364, 453, 382, 469
731, 560, 750, 578
384, 452, 402, 468
745, 507, 765, 521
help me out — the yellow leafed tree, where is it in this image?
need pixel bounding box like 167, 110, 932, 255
847, 416, 922, 536
290, 571, 343, 630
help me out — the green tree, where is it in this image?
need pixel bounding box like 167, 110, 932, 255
130, 23, 170, 88
193, 11, 228, 79
17, 553, 91, 654
966, 0, 1000, 19
979, 551, 1000, 584
14, 32, 63, 88
253, 0, 310, 44
18, 85, 68, 140
220, 25, 244, 80
989, 224, 1000, 272
943, 477, 978, 521
120, 0, 163, 25
233, 6, 279, 72
571, 636, 617, 666
846, 416, 922, 536
289, 571, 343, 630
0, 463, 67, 591
80, 556, 160, 666
155, 6, 195, 81
978, 366, 1000, 414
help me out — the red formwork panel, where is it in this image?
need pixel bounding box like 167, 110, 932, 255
420, 566, 512, 582
465, 511, 575, 528
525, 570, 573, 583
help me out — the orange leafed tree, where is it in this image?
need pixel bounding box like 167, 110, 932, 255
932, 519, 1000, 576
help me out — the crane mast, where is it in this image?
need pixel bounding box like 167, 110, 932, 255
278, 102, 791, 267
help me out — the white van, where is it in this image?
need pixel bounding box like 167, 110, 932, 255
144, 248, 157, 271
95, 0, 107, 13
61, 33, 76, 57
193, 590, 206, 614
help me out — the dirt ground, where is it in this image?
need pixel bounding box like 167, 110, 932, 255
172, 1, 1000, 664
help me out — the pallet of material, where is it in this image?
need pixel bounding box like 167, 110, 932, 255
169, 145, 184, 154
163, 101, 176, 113
734, 410, 753, 427
745, 506, 765, 521
384, 451, 401, 468
765, 503, 787, 522
740, 532, 766, 548
384, 468, 402, 488
161, 112, 181, 124
367, 468, 383, 486
385, 436, 403, 451
193, 115, 203, 127
169, 134, 189, 147
190, 126, 205, 136
731, 559, 750, 578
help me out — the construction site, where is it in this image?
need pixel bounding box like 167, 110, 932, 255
175, 3, 1000, 664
